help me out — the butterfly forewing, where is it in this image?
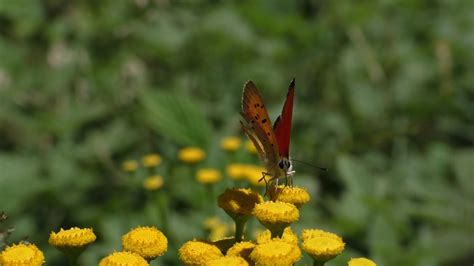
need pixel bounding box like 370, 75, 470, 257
273, 78, 295, 158
241, 81, 280, 167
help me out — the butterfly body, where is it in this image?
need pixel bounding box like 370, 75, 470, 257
240, 79, 296, 189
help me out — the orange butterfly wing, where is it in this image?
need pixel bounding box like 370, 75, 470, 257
240, 81, 280, 168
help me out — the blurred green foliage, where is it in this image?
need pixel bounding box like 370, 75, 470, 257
0, 0, 473, 265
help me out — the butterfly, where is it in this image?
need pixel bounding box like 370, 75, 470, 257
240, 78, 296, 192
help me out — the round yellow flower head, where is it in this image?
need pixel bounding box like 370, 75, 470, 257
122, 226, 168, 260
196, 168, 221, 184
205, 255, 249, 266
0, 243, 45, 266
250, 239, 301, 266
302, 236, 345, 262
256, 227, 298, 245
226, 241, 255, 263
221, 137, 242, 152
244, 140, 257, 154
143, 175, 164, 191
178, 240, 223, 266
122, 160, 138, 172
301, 228, 343, 242
99, 251, 148, 266
348, 257, 377, 266
179, 147, 206, 164
218, 188, 264, 219
244, 165, 266, 187
252, 201, 299, 234
49, 227, 96, 249
226, 164, 249, 181
142, 154, 162, 167
269, 185, 310, 208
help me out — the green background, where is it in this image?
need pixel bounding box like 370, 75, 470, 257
0, 1, 473, 265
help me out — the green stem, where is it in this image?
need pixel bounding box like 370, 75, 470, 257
68, 254, 78, 266
233, 217, 248, 242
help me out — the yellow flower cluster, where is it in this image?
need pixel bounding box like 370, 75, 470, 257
99, 251, 148, 266
142, 153, 162, 167
348, 257, 377, 266
301, 229, 345, 262
218, 188, 264, 218
122, 226, 168, 260
179, 147, 206, 164
196, 168, 222, 184
226, 164, 266, 186
268, 185, 310, 207
250, 239, 301, 266
49, 227, 96, 248
143, 175, 164, 190
220, 137, 242, 152
0, 243, 45, 266
178, 240, 223, 265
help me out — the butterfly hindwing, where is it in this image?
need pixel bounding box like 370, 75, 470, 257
273, 78, 295, 158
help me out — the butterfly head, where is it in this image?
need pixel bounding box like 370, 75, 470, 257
278, 158, 293, 173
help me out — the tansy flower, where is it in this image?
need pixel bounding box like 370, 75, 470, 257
221, 137, 242, 152
122, 226, 168, 260
142, 154, 162, 167
301, 229, 343, 242
226, 164, 249, 180
269, 185, 310, 207
0, 243, 45, 266
122, 160, 138, 172
218, 188, 264, 219
178, 240, 223, 265
218, 188, 263, 241
143, 175, 164, 191
205, 255, 249, 266
179, 147, 206, 164
252, 201, 299, 238
302, 236, 345, 263
348, 257, 377, 266
99, 251, 148, 266
244, 165, 266, 187
196, 168, 221, 184
244, 140, 257, 154
226, 241, 255, 263
49, 227, 96, 257
256, 227, 298, 245
250, 239, 301, 266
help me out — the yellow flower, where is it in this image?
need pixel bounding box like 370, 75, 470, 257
250, 239, 301, 266
143, 175, 164, 191
196, 168, 221, 184
301, 229, 343, 242
244, 140, 257, 154
221, 137, 242, 152
252, 201, 299, 234
348, 257, 377, 266
49, 227, 96, 248
256, 227, 298, 245
122, 160, 138, 172
269, 185, 310, 208
179, 147, 206, 164
302, 236, 345, 262
218, 188, 264, 219
122, 226, 168, 260
142, 153, 162, 167
226, 164, 248, 180
244, 165, 266, 187
205, 255, 249, 266
99, 251, 148, 266
178, 240, 223, 266
226, 241, 255, 263
0, 243, 45, 266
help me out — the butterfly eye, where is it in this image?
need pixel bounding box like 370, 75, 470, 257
278, 161, 285, 169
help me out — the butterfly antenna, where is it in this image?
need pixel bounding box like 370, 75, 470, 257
291, 159, 328, 171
